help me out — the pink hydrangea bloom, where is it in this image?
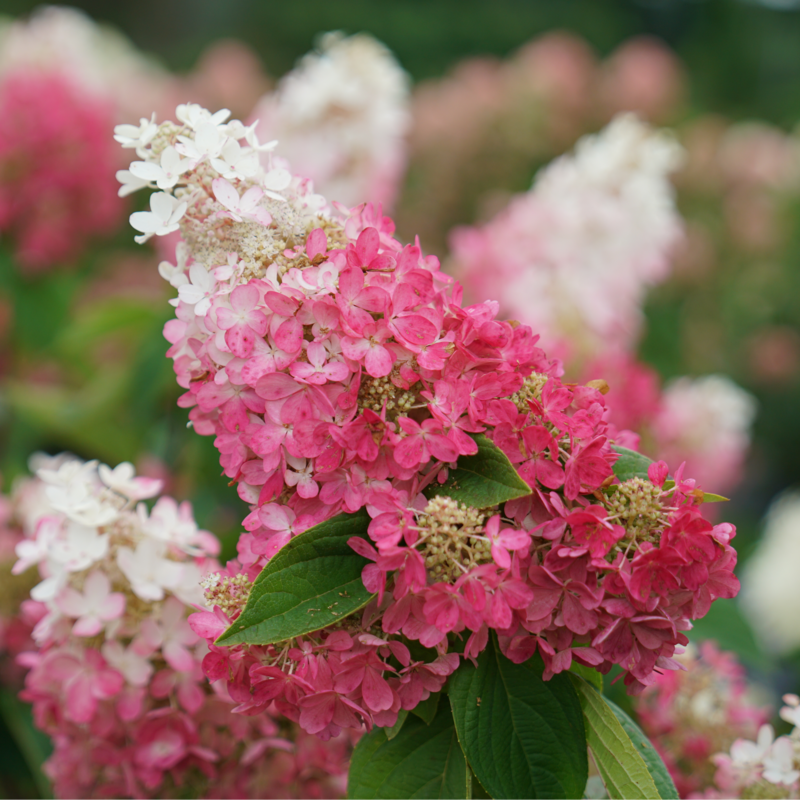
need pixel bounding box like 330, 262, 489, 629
120, 103, 741, 741
0, 70, 123, 271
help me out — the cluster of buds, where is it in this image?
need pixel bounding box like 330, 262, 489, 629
633, 641, 770, 797
11, 454, 349, 798
119, 103, 740, 739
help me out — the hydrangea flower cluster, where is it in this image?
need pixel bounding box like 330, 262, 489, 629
652, 375, 757, 497
450, 113, 684, 363
633, 641, 770, 797
120, 103, 740, 739
11, 454, 350, 798
710, 695, 800, 799
0, 7, 172, 271
249, 32, 410, 210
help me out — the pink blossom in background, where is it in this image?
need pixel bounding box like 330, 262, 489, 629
249, 32, 410, 211
0, 70, 123, 271
0, 6, 177, 272
11, 454, 350, 799
599, 36, 686, 124
450, 114, 684, 365
706, 693, 800, 799
634, 641, 771, 797
183, 39, 273, 121
579, 358, 756, 500
0, 6, 174, 122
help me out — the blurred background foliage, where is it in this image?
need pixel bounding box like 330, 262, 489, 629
2, 0, 800, 124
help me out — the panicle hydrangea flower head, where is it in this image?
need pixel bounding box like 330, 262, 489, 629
11, 454, 350, 798
0, 70, 123, 271
634, 641, 771, 797
450, 113, 684, 364
249, 32, 410, 210
120, 102, 740, 739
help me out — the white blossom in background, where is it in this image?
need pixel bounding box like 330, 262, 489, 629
12, 454, 209, 618
741, 492, 800, 655
248, 32, 411, 209
451, 113, 684, 362
653, 374, 758, 495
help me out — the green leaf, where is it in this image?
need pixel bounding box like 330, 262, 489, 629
695, 490, 729, 503
411, 691, 442, 725
568, 675, 661, 799
611, 446, 654, 482
449, 636, 587, 799
569, 662, 603, 693
0, 689, 52, 799
605, 698, 678, 800
217, 510, 375, 646
348, 702, 468, 799
428, 433, 531, 507
386, 709, 410, 740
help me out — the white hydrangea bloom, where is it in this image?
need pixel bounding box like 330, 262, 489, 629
249, 32, 410, 209
129, 192, 188, 244
742, 492, 800, 654
453, 113, 684, 360
10, 452, 219, 660
118, 101, 332, 301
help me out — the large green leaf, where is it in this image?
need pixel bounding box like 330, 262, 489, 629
569, 675, 661, 799
429, 433, 531, 507
347, 702, 468, 799
449, 636, 587, 799
611, 446, 654, 482
605, 697, 678, 800
216, 510, 375, 646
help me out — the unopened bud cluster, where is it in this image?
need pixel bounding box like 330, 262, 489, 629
416, 496, 491, 582
510, 371, 548, 414
606, 477, 668, 546
201, 572, 252, 617
358, 372, 419, 420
